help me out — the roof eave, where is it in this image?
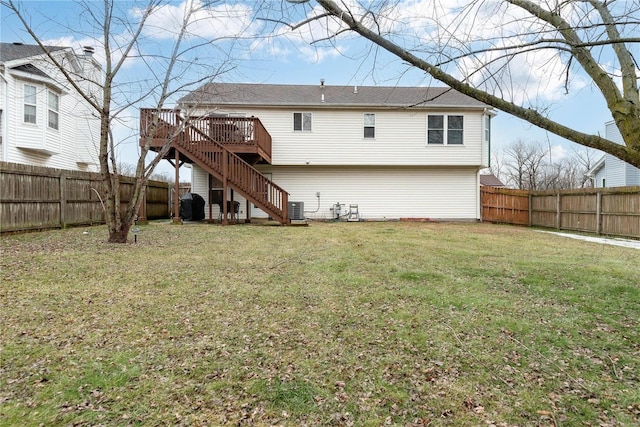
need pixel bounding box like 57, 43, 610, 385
8, 67, 69, 93
179, 100, 491, 110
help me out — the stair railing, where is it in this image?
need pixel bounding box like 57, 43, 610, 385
141, 109, 288, 223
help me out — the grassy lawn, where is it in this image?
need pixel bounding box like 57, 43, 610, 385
1, 221, 638, 426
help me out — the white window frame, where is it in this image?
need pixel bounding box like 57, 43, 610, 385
24, 84, 37, 124
427, 114, 464, 145
363, 113, 375, 139
484, 115, 491, 144
293, 112, 312, 132
48, 90, 60, 130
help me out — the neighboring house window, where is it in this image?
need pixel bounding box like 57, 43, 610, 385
364, 113, 375, 138
293, 112, 312, 132
24, 84, 37, 124
427, 114, 464, 145
484, 115, 491, 143
602, 179, 606, 188
48, 91, 60, 130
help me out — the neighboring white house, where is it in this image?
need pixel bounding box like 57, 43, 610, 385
587, 121, 640, 188
177, 82, 495, 221
0, 42, 101, 171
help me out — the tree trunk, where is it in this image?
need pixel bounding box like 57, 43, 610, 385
108, 227, 130, 243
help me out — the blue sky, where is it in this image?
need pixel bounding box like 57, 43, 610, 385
2, 0, 623, 177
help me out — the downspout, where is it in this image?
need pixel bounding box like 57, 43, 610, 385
0, 68, 7, 162
477, 171, 481, 221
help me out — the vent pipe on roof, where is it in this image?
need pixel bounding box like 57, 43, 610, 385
83, 46, 95, 57
321, 93, 325, 102
320, 78, 325, 86
353, 85, 358, 94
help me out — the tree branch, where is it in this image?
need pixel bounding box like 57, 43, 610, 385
310, 0, 640, 167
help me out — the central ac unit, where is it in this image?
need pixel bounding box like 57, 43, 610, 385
288, 201, 304, 220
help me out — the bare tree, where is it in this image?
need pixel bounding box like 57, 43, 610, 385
500, 140, 547, 190
497, 140, 596, 189
3, 0, 236, 242
283, 0, 640, 168
572, 146, 599, 188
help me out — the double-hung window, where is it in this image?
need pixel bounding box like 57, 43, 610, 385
363, 113, 375, 138
48, 91, 59, 130
427, 114, 464, 145
24, 84, 37, 124
293, 112, 312, 132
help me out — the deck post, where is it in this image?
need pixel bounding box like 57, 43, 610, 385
222, 152, 229, 225
230, 189, 235, 224
207, 175, 214, 223
173, 149, 181, 223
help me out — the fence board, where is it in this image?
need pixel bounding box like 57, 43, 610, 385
480, 186, 529, 225
1, 161, 170, 233
481, 185, 639, 239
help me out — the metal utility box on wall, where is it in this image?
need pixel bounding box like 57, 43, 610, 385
288, 201, 304, 220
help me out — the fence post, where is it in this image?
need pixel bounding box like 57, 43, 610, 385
59, 171, 66, 228
528, 193, 533, 227
556, 192, 562, 230
596, 190, 602, 235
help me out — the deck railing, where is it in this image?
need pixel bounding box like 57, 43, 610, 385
140, 109, 272, 159
140, 108, 288, 223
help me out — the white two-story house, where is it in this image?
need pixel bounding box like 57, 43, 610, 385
0, 42, 101, 171
587, 121, 640, 188
141, 82, 494, 223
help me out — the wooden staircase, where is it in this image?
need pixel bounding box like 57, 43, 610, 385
141, 109, 289, 224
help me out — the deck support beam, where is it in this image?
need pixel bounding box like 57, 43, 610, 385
173, 149, 181, 223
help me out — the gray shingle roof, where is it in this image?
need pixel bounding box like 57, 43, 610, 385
480, 174, 506, 187
0, 42, 67, 63
11, 63, 50, 78
179, 82, 489, 109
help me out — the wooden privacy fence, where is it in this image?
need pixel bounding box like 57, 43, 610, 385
481, 186, 640, 239
1, 162, 170, 233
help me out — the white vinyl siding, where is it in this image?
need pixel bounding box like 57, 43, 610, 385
193, 108, 485, 166
603, 121, 640, 186
257, 165, 478, 220
190, 164, 479, 221
6, 50, 101, 171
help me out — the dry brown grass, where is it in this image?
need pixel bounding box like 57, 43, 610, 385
1, 221, 638, 426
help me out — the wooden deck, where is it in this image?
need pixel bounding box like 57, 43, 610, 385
140, 109, 272, 164
139, 108, 289, 224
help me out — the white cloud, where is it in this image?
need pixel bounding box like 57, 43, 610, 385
273, 0, 609, 106
42, 33, 142, 73
248, 3, 353, 65
549, 144, 567, 162
135, 0, 262, 41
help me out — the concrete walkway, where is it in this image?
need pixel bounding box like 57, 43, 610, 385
537, 231, 640, 249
